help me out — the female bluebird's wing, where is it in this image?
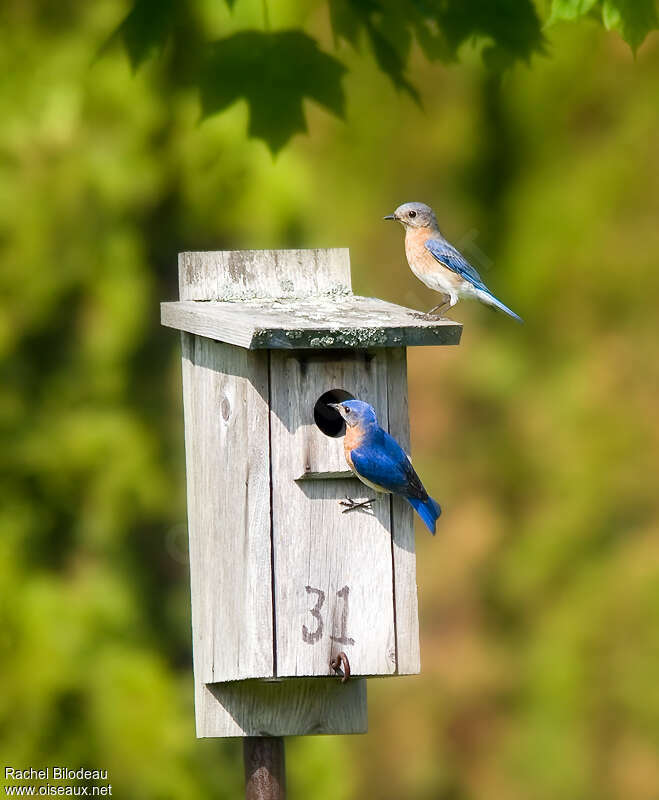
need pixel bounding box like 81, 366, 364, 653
425, 237, 523, 322
425, 237, 488, 292
351, 429, 428, 501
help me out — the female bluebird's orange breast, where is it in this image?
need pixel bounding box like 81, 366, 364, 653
405, 228, 467, 291
405, 228, 433, 273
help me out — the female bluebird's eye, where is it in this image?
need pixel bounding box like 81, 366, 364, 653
408, 210, 416, 218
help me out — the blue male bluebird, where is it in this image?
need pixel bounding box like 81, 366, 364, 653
384, 201, 522, 322
329, 399, 441, 535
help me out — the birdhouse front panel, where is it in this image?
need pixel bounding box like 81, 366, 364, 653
269, 347, 420, 678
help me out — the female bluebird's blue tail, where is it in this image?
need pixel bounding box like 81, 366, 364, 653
407, 495, 442, 535
475, 288, 523, 323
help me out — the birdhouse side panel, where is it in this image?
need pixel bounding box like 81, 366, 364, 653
385, 348, 420, 675
181, 334, 274, 684
269, 350, 397, 677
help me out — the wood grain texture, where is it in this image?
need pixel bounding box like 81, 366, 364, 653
269, 350, 399, 678
273, 350, 387, 480
178, 249, 352, 301
171, 249, 426, 739
181, 333, 274, 684
385, 348, 421, 675
162, 296, 461, 350
196, 679, 367, 737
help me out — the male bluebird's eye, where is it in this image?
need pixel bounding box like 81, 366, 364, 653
343, 406, 351, 414
408, 210, 416, 218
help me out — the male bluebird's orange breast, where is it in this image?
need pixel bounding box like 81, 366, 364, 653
343, 424, 365, 469
343, 425, 392, 493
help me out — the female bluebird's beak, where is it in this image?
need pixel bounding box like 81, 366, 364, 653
383, 214, 396, 221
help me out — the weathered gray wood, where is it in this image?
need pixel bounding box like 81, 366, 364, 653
385, 349, 421, 675
162, 296, 461, 350
244, 737, 286, 800
181, 334, 274, 684
269, 350, 398, 678
196, 679, 367, 737
179, 249, 352, 301
172, 249, 426, 738
275, 350, 385, 480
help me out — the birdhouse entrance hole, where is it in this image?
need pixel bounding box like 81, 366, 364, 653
314, 389, 355, 437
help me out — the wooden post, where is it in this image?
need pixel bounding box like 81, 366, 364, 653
243, 737, 286, 800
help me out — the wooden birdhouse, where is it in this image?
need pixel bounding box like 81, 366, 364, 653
161, 249, 461, 738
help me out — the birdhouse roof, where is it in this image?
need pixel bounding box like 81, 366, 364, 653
161, 295, 461, 349
160, 248, 462, 349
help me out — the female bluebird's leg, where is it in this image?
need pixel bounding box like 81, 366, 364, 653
427, 294, 450, 316
428, 292, 459, 317
339, 496, 375, 514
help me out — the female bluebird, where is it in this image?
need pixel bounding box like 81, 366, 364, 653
329, 399, 441, 535
384, 201, 522, 322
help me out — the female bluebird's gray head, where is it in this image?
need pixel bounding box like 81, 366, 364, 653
329, 399, 378, 429
384, 202, 439, 230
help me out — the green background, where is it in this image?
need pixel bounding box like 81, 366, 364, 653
2, 1, 658, 798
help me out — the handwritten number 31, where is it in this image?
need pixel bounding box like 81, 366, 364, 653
302, 585, 355, 646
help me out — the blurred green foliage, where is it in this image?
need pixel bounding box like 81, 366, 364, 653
105, 0, 657, 150
1, 1, 658, 799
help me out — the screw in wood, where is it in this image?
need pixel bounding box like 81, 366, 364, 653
330, 651, 351, 683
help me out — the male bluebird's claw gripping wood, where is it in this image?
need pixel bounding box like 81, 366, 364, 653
384, 202, 523, 322
330, 399, 441, 535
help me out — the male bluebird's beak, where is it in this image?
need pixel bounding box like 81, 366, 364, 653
383, 214, 396, 221
328, 403, 341, 411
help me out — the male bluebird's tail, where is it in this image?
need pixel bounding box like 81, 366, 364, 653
475, 288, 523, 323
407, 495, 442, 535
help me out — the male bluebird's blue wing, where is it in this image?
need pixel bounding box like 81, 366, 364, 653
425, 237, 523, 322
350, 430, 441, 534
350, 429, 427, 500
425, 237, 488, 292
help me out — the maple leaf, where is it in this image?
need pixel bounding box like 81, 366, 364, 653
602, 0, 658, 53
199, 31, 347, 152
